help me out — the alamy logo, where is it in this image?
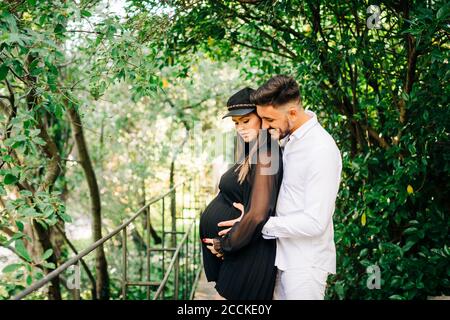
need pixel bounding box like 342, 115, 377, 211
366, 265, 381, 289
367, 5, 382, 29
67, 264, 81, 290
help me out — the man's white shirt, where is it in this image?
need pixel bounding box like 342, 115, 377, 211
262, 110, 342, 274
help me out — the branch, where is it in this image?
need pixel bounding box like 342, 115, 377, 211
5, 79, 15, 112
233, 39, 294, 60
399, 34, 418, 123
212, 0, 298, 59
0, 226, 14, 237
24, 54, 61, 191
61, 157, 82, 163
236, 0, 262, 3
0, 79, 18, 170
0, 57, 28, 85
393, 3, 419, 145
238, 18, 298, 59
238, 4, 304, 39
358, 122, 390, 150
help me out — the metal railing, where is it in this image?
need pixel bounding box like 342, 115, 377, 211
11, 174, 209, 300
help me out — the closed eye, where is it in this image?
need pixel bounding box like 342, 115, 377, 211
233, 119, 250, 125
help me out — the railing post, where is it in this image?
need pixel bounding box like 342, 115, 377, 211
161, 197, 165, 298
122, 228, 127, 300
146, 206, 151, 300
194, 173, 199, 210
181, 181, 186, 234
193, 173, 199, 291
174, 253, 179, 300
184, 232, 189, 299
171, 187, 177, 248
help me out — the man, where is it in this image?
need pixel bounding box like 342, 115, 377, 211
215, 75, 342, 300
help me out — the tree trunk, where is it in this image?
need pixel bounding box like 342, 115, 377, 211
67, 106, 109, 300
170, 161, 176, 247
23, 53, 63, 299
32, 221, 62, 300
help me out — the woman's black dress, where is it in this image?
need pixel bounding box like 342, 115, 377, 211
199, 138, 282, 300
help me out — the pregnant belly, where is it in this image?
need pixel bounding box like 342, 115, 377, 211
200, 193, 242, 239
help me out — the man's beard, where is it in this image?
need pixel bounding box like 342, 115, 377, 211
268, 120, 291, 140
268, 128, 290, 140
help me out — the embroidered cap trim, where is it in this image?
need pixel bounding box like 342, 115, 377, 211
228, 103, 256, 110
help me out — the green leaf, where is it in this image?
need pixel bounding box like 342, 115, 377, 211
15, 239, 32, 262
42, 262, 55, 269
401, 91, 409, 101
81, 10, 92, 17
15, 220, 24, 232
42, 249, 53, 260
26, 274, 33, 286
30, 67, 43, 76
444, 245, 450, 257
32, 137, 46, 146
3, 173, 18, 185
3, 138, 14, 147
28, 58, 39, 72
403, 227, 418, 235
58, 211, 72, 223
0, 234, 7, 245
35, 219, 48, 230
359, 248, 368, 258
436, 5, 448, 20
15, 134, 27, 142
35, 271, 44, 280
402, 240, 416, 253
0, 64, 9, 81
11, 60, 25, 76
19, 190, 33, 197
43, 205, 54, 218
21, 207, 39, 217
2, 154, 13, 163
389, 294, 405, 300
29, 129, 41, 137
11, 232, 24, 240
54, 23, 66, 34
2, 263, 23, 273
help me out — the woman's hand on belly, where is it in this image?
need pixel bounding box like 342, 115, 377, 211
217, 202, 245, 237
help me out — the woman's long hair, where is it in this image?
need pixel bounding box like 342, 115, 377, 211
234, 127, 271, 184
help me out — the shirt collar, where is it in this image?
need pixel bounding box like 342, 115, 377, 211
279, 135, 290, 148
288, 110, 318, 143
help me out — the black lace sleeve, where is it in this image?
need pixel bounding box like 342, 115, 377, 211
213, 144, 282, 254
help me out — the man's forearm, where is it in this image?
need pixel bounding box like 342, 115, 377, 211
261, 213, 331, 238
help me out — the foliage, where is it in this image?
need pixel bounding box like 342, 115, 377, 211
1, 0, 448, 300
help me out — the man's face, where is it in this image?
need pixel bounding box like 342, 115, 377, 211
256, 104, 291, 140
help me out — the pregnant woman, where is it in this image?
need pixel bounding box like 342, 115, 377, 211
199, 87, 283, 300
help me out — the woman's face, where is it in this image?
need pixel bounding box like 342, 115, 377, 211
231, 112, 261, 142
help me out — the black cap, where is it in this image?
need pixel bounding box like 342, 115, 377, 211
222, 87, 256, 119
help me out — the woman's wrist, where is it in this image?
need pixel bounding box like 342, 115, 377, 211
213, 237, 224, 255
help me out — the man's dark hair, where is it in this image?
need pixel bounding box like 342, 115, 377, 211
250, 75, 301, 107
